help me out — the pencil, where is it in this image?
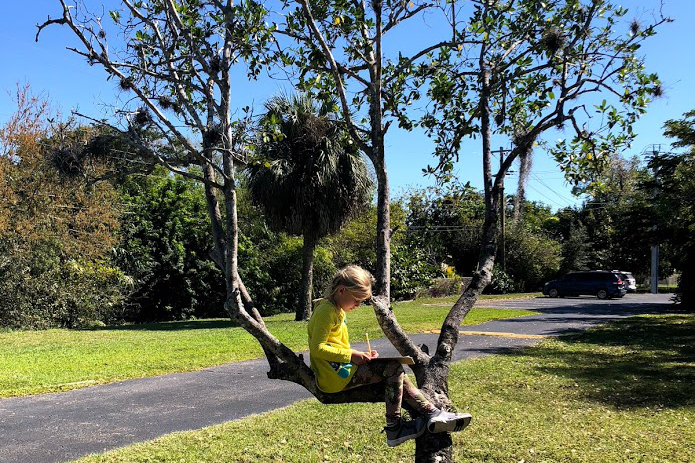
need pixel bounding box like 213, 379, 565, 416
365, 332, 371, 354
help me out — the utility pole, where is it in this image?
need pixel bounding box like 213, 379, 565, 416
650, 144, 662, 294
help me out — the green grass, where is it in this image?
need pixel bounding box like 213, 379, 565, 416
0, 294, 538, 397
74, 312, 695, 463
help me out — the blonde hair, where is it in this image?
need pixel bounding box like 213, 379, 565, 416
325, 265, 374, 301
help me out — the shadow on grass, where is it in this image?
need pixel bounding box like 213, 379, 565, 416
93, 319, 240, 331
520, 313, 695, 410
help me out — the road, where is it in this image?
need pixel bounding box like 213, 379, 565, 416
0, 293, 673, 463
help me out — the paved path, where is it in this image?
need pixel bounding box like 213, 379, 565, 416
0, 294, 672, 463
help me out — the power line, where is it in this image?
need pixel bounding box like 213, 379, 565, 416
529, 172, 576, 204
525, 182, 566, 208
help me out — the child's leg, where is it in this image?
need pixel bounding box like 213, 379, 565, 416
402, 375, 437, 415
345, 361, 436, 425
345, 360, 403, 424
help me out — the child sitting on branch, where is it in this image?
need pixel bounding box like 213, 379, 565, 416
307, 265, 472, 447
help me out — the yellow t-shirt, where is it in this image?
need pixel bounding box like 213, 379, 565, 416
307, 298, 356, 392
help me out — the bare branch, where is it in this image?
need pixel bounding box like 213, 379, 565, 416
295, 0, 373, 156
371, 296, 429, 364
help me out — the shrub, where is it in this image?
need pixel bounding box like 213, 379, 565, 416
485, 264, 517, 294
114, 169, 226, 322
0, 240, 131, 329
391, 240, 441, 300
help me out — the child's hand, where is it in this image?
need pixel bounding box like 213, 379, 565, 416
368, 350, 379, 359
351, 350, 373, 365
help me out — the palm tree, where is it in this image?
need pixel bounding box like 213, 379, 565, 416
247, 93, 373, 320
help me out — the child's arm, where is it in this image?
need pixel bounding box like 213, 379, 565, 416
350, 350, 373, 365
308, 309, 353, 363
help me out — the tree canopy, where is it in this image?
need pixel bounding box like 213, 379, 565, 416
38, 1, 670, 461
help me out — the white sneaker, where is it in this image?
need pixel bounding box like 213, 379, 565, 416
427, 409, 472, 433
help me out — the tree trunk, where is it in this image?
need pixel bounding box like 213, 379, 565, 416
370, 0, 391, 300
415, 432, 453, 463
414, 362, 454, 463
412, 223, 499, 463
298, 233, 316, 321
410, 48, 501, 462
374, 156, 391, 299
202, 161, 227, 274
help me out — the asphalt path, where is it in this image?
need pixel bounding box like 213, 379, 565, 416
0, 294, 673, 463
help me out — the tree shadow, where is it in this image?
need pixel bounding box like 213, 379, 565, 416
518, 314, 695, 410
533, 302, 669, 316
91, 318, 240, 331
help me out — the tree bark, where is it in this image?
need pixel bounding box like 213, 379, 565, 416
374, 156, 391, 299
409, 42, 502, 462
298, 233, 316, 321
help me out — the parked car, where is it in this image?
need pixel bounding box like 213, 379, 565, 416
613, 270, 637, 292
543, 271, 627, 299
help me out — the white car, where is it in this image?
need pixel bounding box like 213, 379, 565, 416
614, 270, 637, 292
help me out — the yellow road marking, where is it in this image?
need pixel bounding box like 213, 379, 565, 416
427, 329, 548, 339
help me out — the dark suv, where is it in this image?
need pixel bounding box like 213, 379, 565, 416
543, 271, 627, 299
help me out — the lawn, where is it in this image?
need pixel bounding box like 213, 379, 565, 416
0, 294, 538, 397
75, 312, 695, 463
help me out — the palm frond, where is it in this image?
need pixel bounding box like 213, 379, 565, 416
246, 92, 374, 239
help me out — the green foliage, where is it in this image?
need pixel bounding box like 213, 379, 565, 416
103, 0, 276, 112
557, 215, 592, 273
0, 240, 130, 329
322, 202, 382, 272
391, 240, 441, 301
504, 226, 562, 292
539, 154, 665, 284
324, 201, 441, 301
240, 233, 337, 316
420, 0, 667, 188
485, 264, 517, 294
419, 277, 467, 299
114, 167, 226, 322
235, 183, 337, 315
404, 182, 485, 276
247, 93, 373, 241
278, 0, 443, 131
648, 111, 695, 307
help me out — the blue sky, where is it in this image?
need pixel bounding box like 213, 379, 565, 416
2, 1, 693, 211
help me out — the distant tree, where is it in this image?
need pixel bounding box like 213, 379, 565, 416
549, 154, 660, 279
588, 154, 655, 276
560, 219, 592, 273
405, 182, 486, 276
247, 93, 373, 320
114, 167, 226, 322
323, 200, 440, 301
0, 85, 125, 329
505, 225, 562, 292
649, 110, 695, 306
